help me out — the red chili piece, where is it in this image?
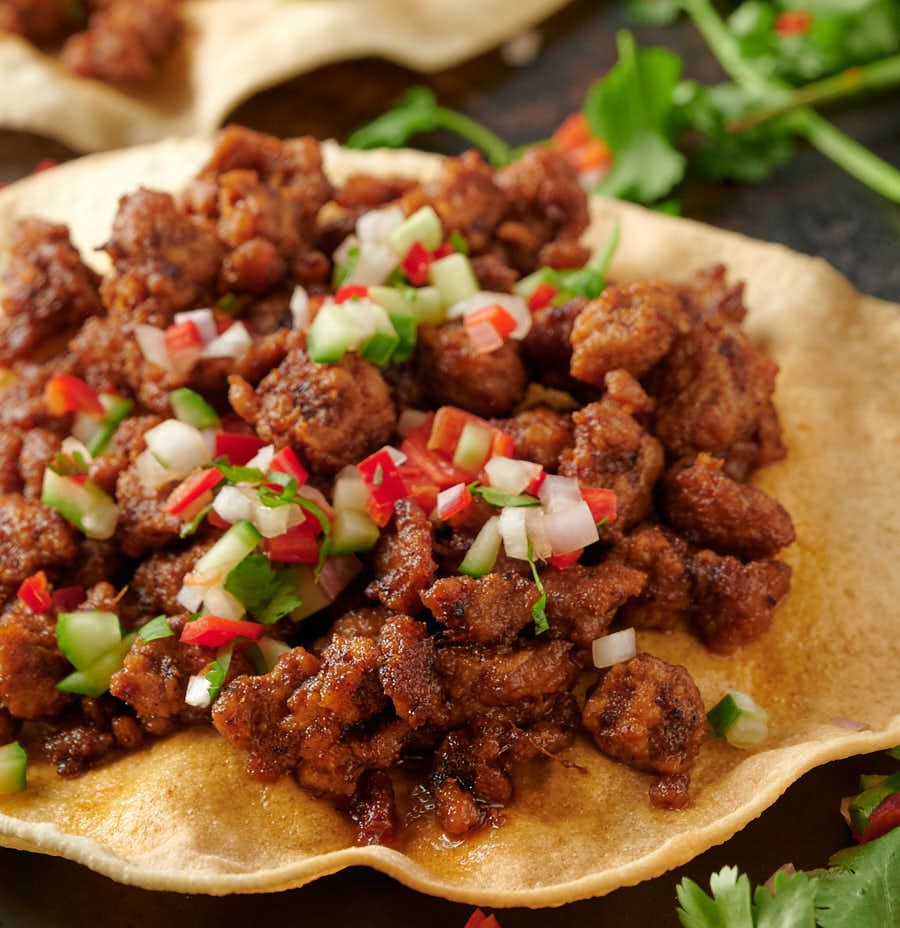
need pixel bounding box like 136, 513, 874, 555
464, 304, 517, 339
180, 615, 262, 647
859, 792, 900, 844
334, 285, 369, 304
52, 586, 86, 611
164, 468, 224, 516
402, 241, 433, 286
263, 521, 321, 564
358, 448, 408, 526
775, 9, 813, 35
44, 374, 105, 417
164, 319, 204, 356
528, 281, 558, 312
18, 572, 51, 613
269, 447, 308, 486
214, 432, 266, 466
581, 487, 617, 524
548, 549, 583, 569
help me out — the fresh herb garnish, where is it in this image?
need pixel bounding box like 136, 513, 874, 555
469, 483, 540, 509
449, 231, 469, 255
137, 615, 174, 641
373, 464, 384, 487
52, 451, 88, 477
180, 503, 212, 538
212, 457, 265, 485
526, 542, 549, 635
217, 292, 238, 311
204, 643, 233, 703
223, 553, 302, 624
332, 244, 359, 289
258, 476, 298, 508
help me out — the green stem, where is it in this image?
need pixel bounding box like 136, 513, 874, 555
434, 107, 512, 167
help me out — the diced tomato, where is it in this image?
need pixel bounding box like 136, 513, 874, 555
164, 468, 224, 516
180, 615, 262, 648
207, 509, 232, 529
269, 447, 308, 487
581, 487, 617, 524
165, 319, 204, 356
52, 586, 86, 611
464, 304, 517, 339
548, 548, 583, 569
401, 428, 470, 490
463, 910, 502, 928
398, 465, 440, 514
775, 8, 813, 35
436, 482, 473, 520
358, 448, 408, 526
552, 113, 592, 151
69, 474, 88, 486
858, 792, 900, 844
427, 406, 476, 456
489, 428, 515, 460
334, 284, 369, 304
570, 138, 613, 173
17, 572, 51, 613
214, 432, 266, 466
432, 241, 455, 259
402, 241, 432, 286
264, 521, 320, 564
44, 374, 105, 417
525, 469, 546, 495
528, 281, 558, 312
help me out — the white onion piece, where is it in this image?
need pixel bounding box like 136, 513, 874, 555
448, 291, 531, 339
543, 501, 599, 554
71, 414, 98, 447
246, 444, 275, 473
176, 583, 206, 612
213, 486, 254, 525
134, 324, 170, 369
175, 309, 216, 344
253, 501, 293, 539
201, 585, 246, 621
383, 445, 407, 466
484, 456, 541, 495
357, 206, 405, 249
61, 436, 93, 463
144, 419, 211, 478
184, 675, 212, 709
397, 409, 428, 437
136, 448, 177, 491
467, 320, 503, 354
539, 474, 583, 513
347, 246, 398, 287
285, 504, 307, 530
289, 285, 310, 332
499, 507, 529, 560
318, 554, 362, 600
203, 321, 252, 359
201, 428, 218, 457
591, 628, 637, 669
525, 508, 552, 560
298, 483, 335, 520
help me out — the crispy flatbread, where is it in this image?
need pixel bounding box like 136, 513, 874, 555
0, 0, 568, 152
0, 140, 897, 906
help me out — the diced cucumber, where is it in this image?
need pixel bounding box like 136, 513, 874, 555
361, 331, 398, 366
56, 610, 121, 670
57, 632, 137, 698
514, 269, 549, 301
332, 468, 370, 513
0, 741, 27, 795
41, 468, 119, 540
707, 690, 769, 749
191, 520, 262, 586
387, 312, 417, 363
307, 303, 369, 364
459, 516, 501, 577
331, 509, 380, 555
258, 637, 291, 672
429, 253, 479, 308
388, 206, 442, 257
170, 388, 221, 430
85, 394, 134, 457
287, 566, 332, 621
409, 286, 446, 325
368, 285, 413, 316
452, 420, 493, 473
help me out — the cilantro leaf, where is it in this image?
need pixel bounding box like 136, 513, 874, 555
137, 615, 174, 641
471, 484, 540, 508
224, 553, 302, 624
527, 219, 621, 301
625, 0, 682, 26
213, 458, 265, 485
204, 643, 233, 703
525, 543, 549, 635
754, 869, 818, 928
333, 243, 359, 289
676, 866, 754, 928
180, 502, 212, 538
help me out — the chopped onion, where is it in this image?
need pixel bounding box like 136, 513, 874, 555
213, 486, 254, 525
184, 675, 212, 709
484, 456, 542, 495
71, 414, 98, 447
525, 507, 552, 560
202, 321, 252, 359
543, 500, 599, 554
201, 584, 246, 621
539, 474, 583, 513
289, 285, 310, 332
317, 554, 362, 600
176, 583, 206, 612
134, 324, 170, 369
298, 483, 335, 520
174, 309, 216, 344
61, 436, 93, 463
591, 628, 637, 669
448, 291, 531, 339
136, 448, 177, 491
499, 507, 529, 560
253, 502, 295, 539
246, 444, 275, 473
383, 445, 407, 466
397, 409, 428, 437
467, 320, 504, 354
436, 482, 470, 520
357, 206, 405, 248
144, 419, 211, 479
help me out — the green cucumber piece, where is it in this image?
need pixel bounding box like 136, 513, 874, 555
57, 632, 137, 698
0, 741, 27, 795
409, 286, 445, 324
707, 690, 769, 748
287, 566, 332, 621
459, 515, 501, 577
388, 312, 418, 363
170, 388, 221, 430
307, 303, 369, 364
428, 253, 479, 308
192, 520, 262, 585
331, 510, 380, 555
333, 469, 369, 513
56, 610, 121, 670
360, 303, 399, 366
388, 206, 442, 256
452, 420, 493, 473
368, 285, 413, 316
86, 395, 134, 457
41, 468, 119, 540
514, 269, 549, 301
258, 637, 292, 672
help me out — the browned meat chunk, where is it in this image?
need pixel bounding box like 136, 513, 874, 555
582, 653, 705, 791
612, 524, 693, 630
678, 264, 746, 324
0, 494, 77, 604
662, 454, 795, 559
0, 359, 76, 432
230, 350, 394, 474
570, 282, 690, 387
101, 188, 223, 327
42, 717, 114, 778
471, 253, 518, 292
559, 400, 664, 531
0, 429, 23, 494
314, 607, 388, 654
422, 573, 538, 645
19, 428, 61, 498
114, 465, 181, 558
377, 615, 443, 728
603, 368, 656, 415
521, 297, 585, 387
129, 536, 218, 617
434, 776, 486, 837
416, 322, 526, 418
690, 550, 792, 653
68, 540, 124, 593
350, 769, 398, 846
0, 0, 70, 43
541, 562, 646, 648
334, 174, 414, 210
491, 407, 573, 471
212, 647, 321, 780
0, 218, 102, 363
649, 773, 692, 810
87, 414, 161, 494
365, 500, 436, 615
495, 147, 589, 272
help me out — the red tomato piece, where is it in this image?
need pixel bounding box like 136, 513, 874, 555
44, 374, 105, 417
398, 465, 440, 514
464, 304, 517, 339
358, 448, 408, 526
17, 572, 51, 613
775, 9, 813, 35
263, 521, 321, 564
432, 241, 455, 259
436, 482, 473, 520
528, 281, 558, 312
402, 241, 432, 286
548, 548, 583, 569
401, 432, 470, 490
214, 432, 266, 466
860, 792, 900, 844
163, 468, 224, 516
180, 615, 262, 648
581, 487, 617, 524
427, 406, 475, 456
269, 447, 308, 487
526, 469, 547, 495
52, 586, 86, 611
164, 319, 204, 356
334, 285, 369, 304
552, 112, 592, 151
570, 139, 613, 173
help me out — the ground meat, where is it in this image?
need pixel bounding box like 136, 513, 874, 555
690, 551, 792, 654
416, 322, 527, 418
101, 188, 223, 327
365, 500, 436, 615
18, 428, 61, 498
471, 253, 518, 292
212, 647, 321, 780
582, 653, 705, 789
559, 400, 665, 531
42, 721, 114, 778
0, 429, 23, 494
540, 562, 646, 648
129, 536, 218, 618
538, 238, 592, 270
434, 777, 486, 836
0, 218, 102, 363
69, 544, 124, 596
377, 615, 443, 728
603, 368, 655, 415
0, 0, 70, 44
0, 599, 72, 718
402, 151, 506, 254
491, 407, 573, 471
0, 707, 19, 745
679, 264, 746, 324
381, 361, 427, 413
612, 524, 693, 630
662, 453, 795, 560
0, 359, 76, 432
230, 349, 394, 474
495, 147, 589, 272
114, 465, 181, 558
521, 297, 586, 388
422, 573, 539, 645
335, 174, 414, 210
0, 494, 78, 604
570, 282, 690, 387
350, 769, 398, 846
649, 773, 692, 810
314, 607, 388, 654
87, 414, 161, 494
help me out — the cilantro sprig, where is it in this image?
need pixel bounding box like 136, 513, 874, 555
526, 542, 548, 636
469, 482, 540, 509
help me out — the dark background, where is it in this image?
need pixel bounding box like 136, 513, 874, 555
0, 0, 898, 923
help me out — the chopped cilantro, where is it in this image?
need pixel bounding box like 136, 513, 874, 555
332, 244, 359, 289
212, 457, 266, 485
258, 477, 299, 508
373, 464, 384, 487
217, 292, 238, 312
449, 232, 469, 255
224, 553, 302, 624
204, 643, 233, 703
52, 451, 88, 477
137, 615, 174, 641
470, 483, 540, 509
529, 220, 620, 301
180, 503, 212, 538
624, 0, 682, 26
526, 543, 548, 635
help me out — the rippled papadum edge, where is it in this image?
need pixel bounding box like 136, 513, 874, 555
0, 140, 897, 907
0, 0, 569, 153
